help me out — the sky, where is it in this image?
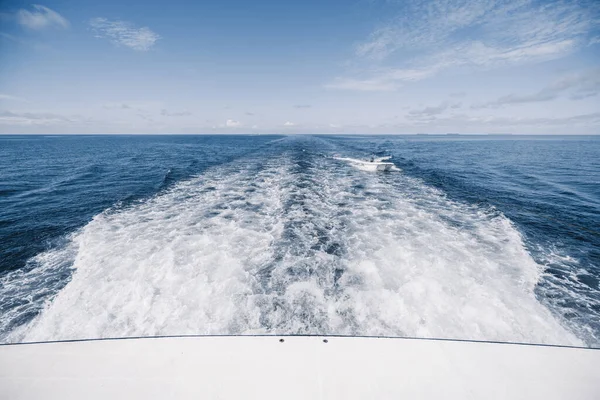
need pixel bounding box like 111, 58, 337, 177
0, 0, 599, 134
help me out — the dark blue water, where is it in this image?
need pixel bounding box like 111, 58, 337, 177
1, 134, 598, 346
0, 135, 278, 273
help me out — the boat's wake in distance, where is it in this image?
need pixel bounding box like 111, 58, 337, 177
0, 136, 595, 347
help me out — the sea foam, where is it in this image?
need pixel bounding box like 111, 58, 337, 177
4, 148, 583, 346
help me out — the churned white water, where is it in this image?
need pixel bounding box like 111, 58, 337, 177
4, 149, 582, 346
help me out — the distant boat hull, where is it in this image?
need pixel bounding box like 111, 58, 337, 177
358, 161, 394, 172
375, 162, 394, 171
333, 156, 396, 172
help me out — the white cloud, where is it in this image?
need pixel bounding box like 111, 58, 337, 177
103, 102, 133, 110
408, 102, 462, 120
356, 25, 398, 61
0, 110, 77, 126
90, 18, 160, 51
329, 0, 599, 91
348, 111, 600, 134
358, 0, 592, 62
475, 68, 600, 108
283, 121, 295, 126
161, 109, 191, 117
419, 111, 600, 129
16, 5, 69, 30
226, 119, 242, 127
326, 64, 444, 90
0, 94, 26, 102
477, 92, 556, 108
325, 77, 397, 91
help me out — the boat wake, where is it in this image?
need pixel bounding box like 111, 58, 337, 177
0, 139, 585, 346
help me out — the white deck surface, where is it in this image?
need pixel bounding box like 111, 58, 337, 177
1, 336, 599, 399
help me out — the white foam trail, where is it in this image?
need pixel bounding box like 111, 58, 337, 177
330, 178, 579, 343
8, 157, 291, 341
0, 239, 78, 340
5, 149, 583, 346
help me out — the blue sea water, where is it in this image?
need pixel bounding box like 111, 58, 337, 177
0, 134, 598, 346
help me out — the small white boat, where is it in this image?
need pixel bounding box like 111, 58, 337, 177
356, 159, 394, 172
333, 155, 395, 172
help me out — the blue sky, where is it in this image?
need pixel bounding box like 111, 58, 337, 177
0, 0, 599, 134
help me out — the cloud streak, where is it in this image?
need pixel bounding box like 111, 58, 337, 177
161, 109, 191, 117
326, 65, 442, 91
475, 68, 600, 108
0, 94, 26, 102
225, 119, 242, 127
412, 111, 600, 128
16, 5, 69, 30
408, 102, 462, 120
329, 0, 599, 91
0, 110, 78, 126
90, 18, 160, 51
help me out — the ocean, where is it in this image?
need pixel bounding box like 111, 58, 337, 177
0, 134, 598, 347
